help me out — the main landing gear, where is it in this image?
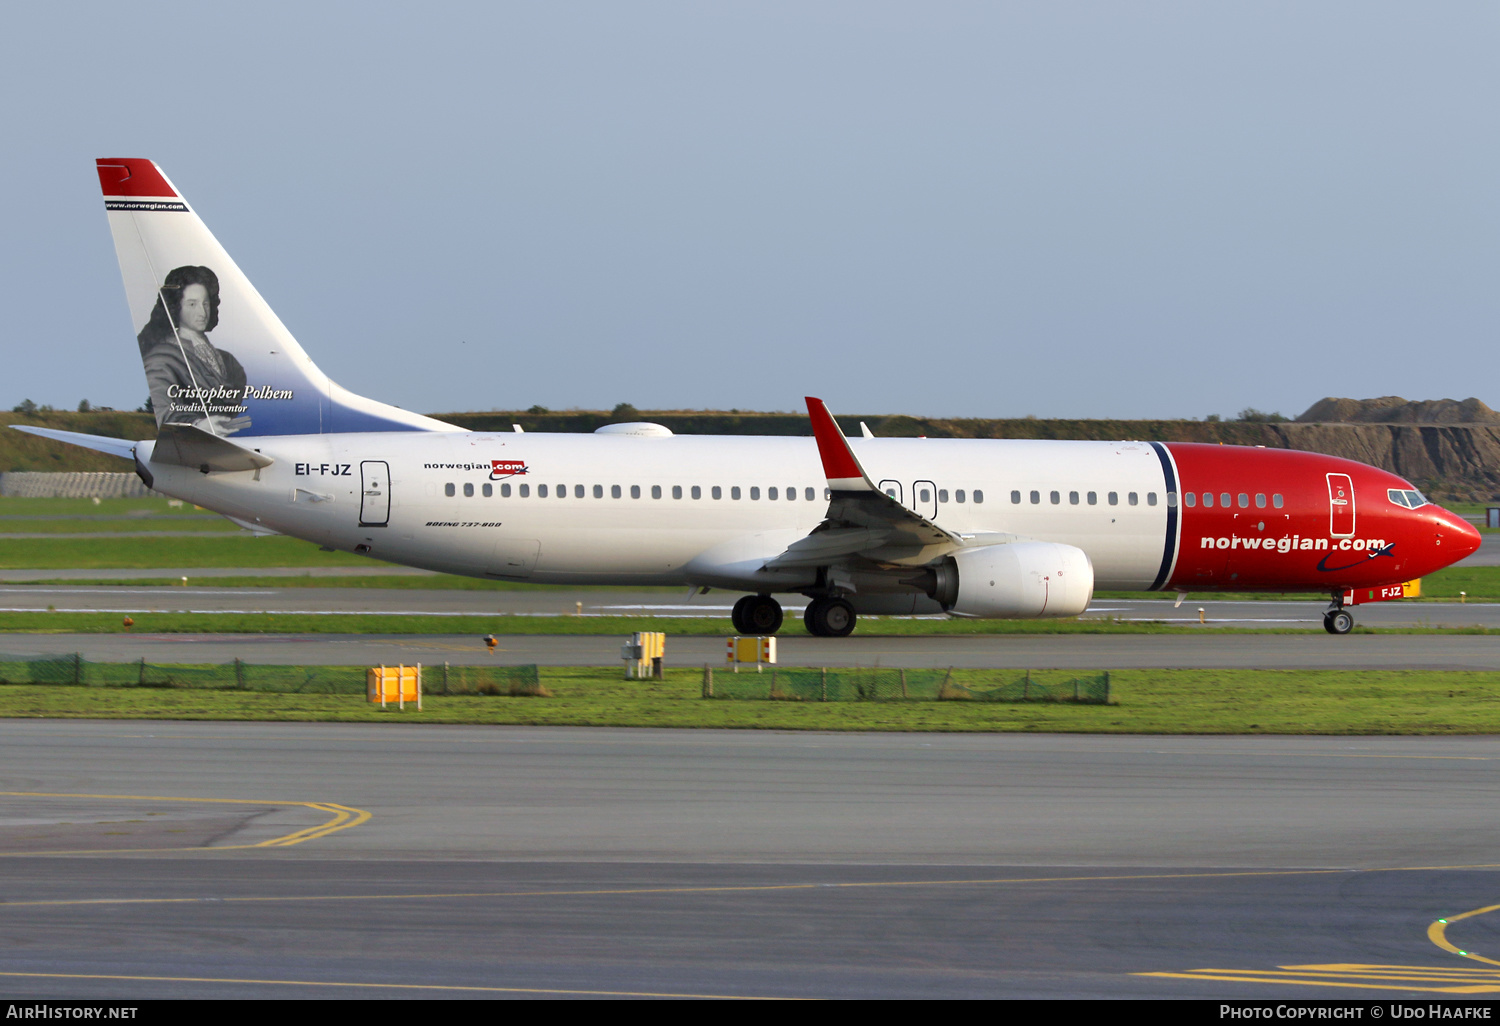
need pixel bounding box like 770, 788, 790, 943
803, 596, 856, 637
731, 595, 784, 635
728, 594, 859, 637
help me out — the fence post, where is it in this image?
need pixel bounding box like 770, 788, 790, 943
821, 666, 827, 702
900, 668, 907, 699
444, 661, 450, 696
701, 664, 713, 698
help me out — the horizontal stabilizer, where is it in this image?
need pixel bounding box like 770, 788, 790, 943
10, 425, 138, 460
150, 423, 273, 473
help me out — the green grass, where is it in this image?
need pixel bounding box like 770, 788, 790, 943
3, 667, 1499, 733
0, 536, 371, 569
0, 497, 199, 517
0, 518, 242, 534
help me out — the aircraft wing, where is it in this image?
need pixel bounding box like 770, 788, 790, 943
763, 398, 965, 570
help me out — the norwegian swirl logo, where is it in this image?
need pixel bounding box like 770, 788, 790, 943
490, 460, 528, 480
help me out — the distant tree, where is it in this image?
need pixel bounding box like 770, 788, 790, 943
138, 397, 154, 414
526, 404, 549, 414
77, 399, 91, 413
12, 399, 36, 415
611, 402, 640, 421
1205, 414, 1221, 423
1237, 408, 1287, 423
37, 404, 54, 413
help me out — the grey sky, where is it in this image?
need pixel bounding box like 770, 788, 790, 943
2, 1, 1495, 420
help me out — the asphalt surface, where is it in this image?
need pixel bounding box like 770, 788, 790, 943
2, 585, 1498, 628
2, 723, 1497, 999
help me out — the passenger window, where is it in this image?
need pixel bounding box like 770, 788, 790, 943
956, 490, 966, 503
1166, 491, 1177, 507
1220, 492, 1231, 507
538, 485, 548, 498
1030, 490, 1040, 504
1050, 490, 1060, 504
1128, 492, 1139, 506
938, 490, 948, 503
646, 485, 656, 499
692, 486, 702, 500
595, 485, 605, 499
519, 484, 529, 498
1202, 492, 1213, 507
1237, 493, 1248, 508
973, 490, 984, 503
1146, 492, 1157, 506
445, 483, 456, 497
576, 485, 586, 499
1255, 493, 1266, 508
919, 488, 931, 503
1087, 491, 1097, 505
558, 485, 567, 499
631, 485, 640, 499
482, 483, 492, 497
712, 486, 722, 500
610, 485, 621, 499
749, 487, 760, 500
732, 486, 742, 500
768, 487, 778, 500
1069, 491, 1078, 505
787, 486, 797, 501
1273, 493, 1284, 508
1108, 492, 1119, 505
463, 483, 474, 497
1011, 490, 1021, 504
824, 488, 832, 500
672, 485, 682, 499
500, 483, 511, 497
1183, 492, 1195, 507
805, 488, 815, 501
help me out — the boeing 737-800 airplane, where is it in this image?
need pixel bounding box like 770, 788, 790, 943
14, 159, 1481, 636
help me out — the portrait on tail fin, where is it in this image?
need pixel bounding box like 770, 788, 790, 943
137, 265, 251, 435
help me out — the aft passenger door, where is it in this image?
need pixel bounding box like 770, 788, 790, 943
360, 461, 390, 527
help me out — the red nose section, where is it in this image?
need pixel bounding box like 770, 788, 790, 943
1450, 512, 1482, 561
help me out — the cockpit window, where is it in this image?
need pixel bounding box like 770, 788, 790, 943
1388, 488, 1431, 509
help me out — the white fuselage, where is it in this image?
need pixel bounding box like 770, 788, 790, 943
141, 431, 1175, 593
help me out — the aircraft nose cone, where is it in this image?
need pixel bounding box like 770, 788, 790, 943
1440, 510, 1476, 558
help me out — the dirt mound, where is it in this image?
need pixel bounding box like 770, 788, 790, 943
1296, 396, 1500, 424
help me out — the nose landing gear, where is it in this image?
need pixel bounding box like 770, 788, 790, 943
1322, 598, 1354, 635
731, 594, 784, 635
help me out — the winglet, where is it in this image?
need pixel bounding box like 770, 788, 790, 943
806, 397, 874, 492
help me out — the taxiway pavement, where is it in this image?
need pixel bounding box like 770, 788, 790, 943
1, 722, 1496, 999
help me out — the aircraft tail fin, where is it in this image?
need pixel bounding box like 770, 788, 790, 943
96, 159, 459, 439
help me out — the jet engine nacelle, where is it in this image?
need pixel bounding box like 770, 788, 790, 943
929, 541, 1094, 619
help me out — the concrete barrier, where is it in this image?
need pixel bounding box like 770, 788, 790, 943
0, 472, 157, 499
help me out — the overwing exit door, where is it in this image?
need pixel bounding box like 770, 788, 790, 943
360, 461, 390, 527
1327, 473, 1355, 537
